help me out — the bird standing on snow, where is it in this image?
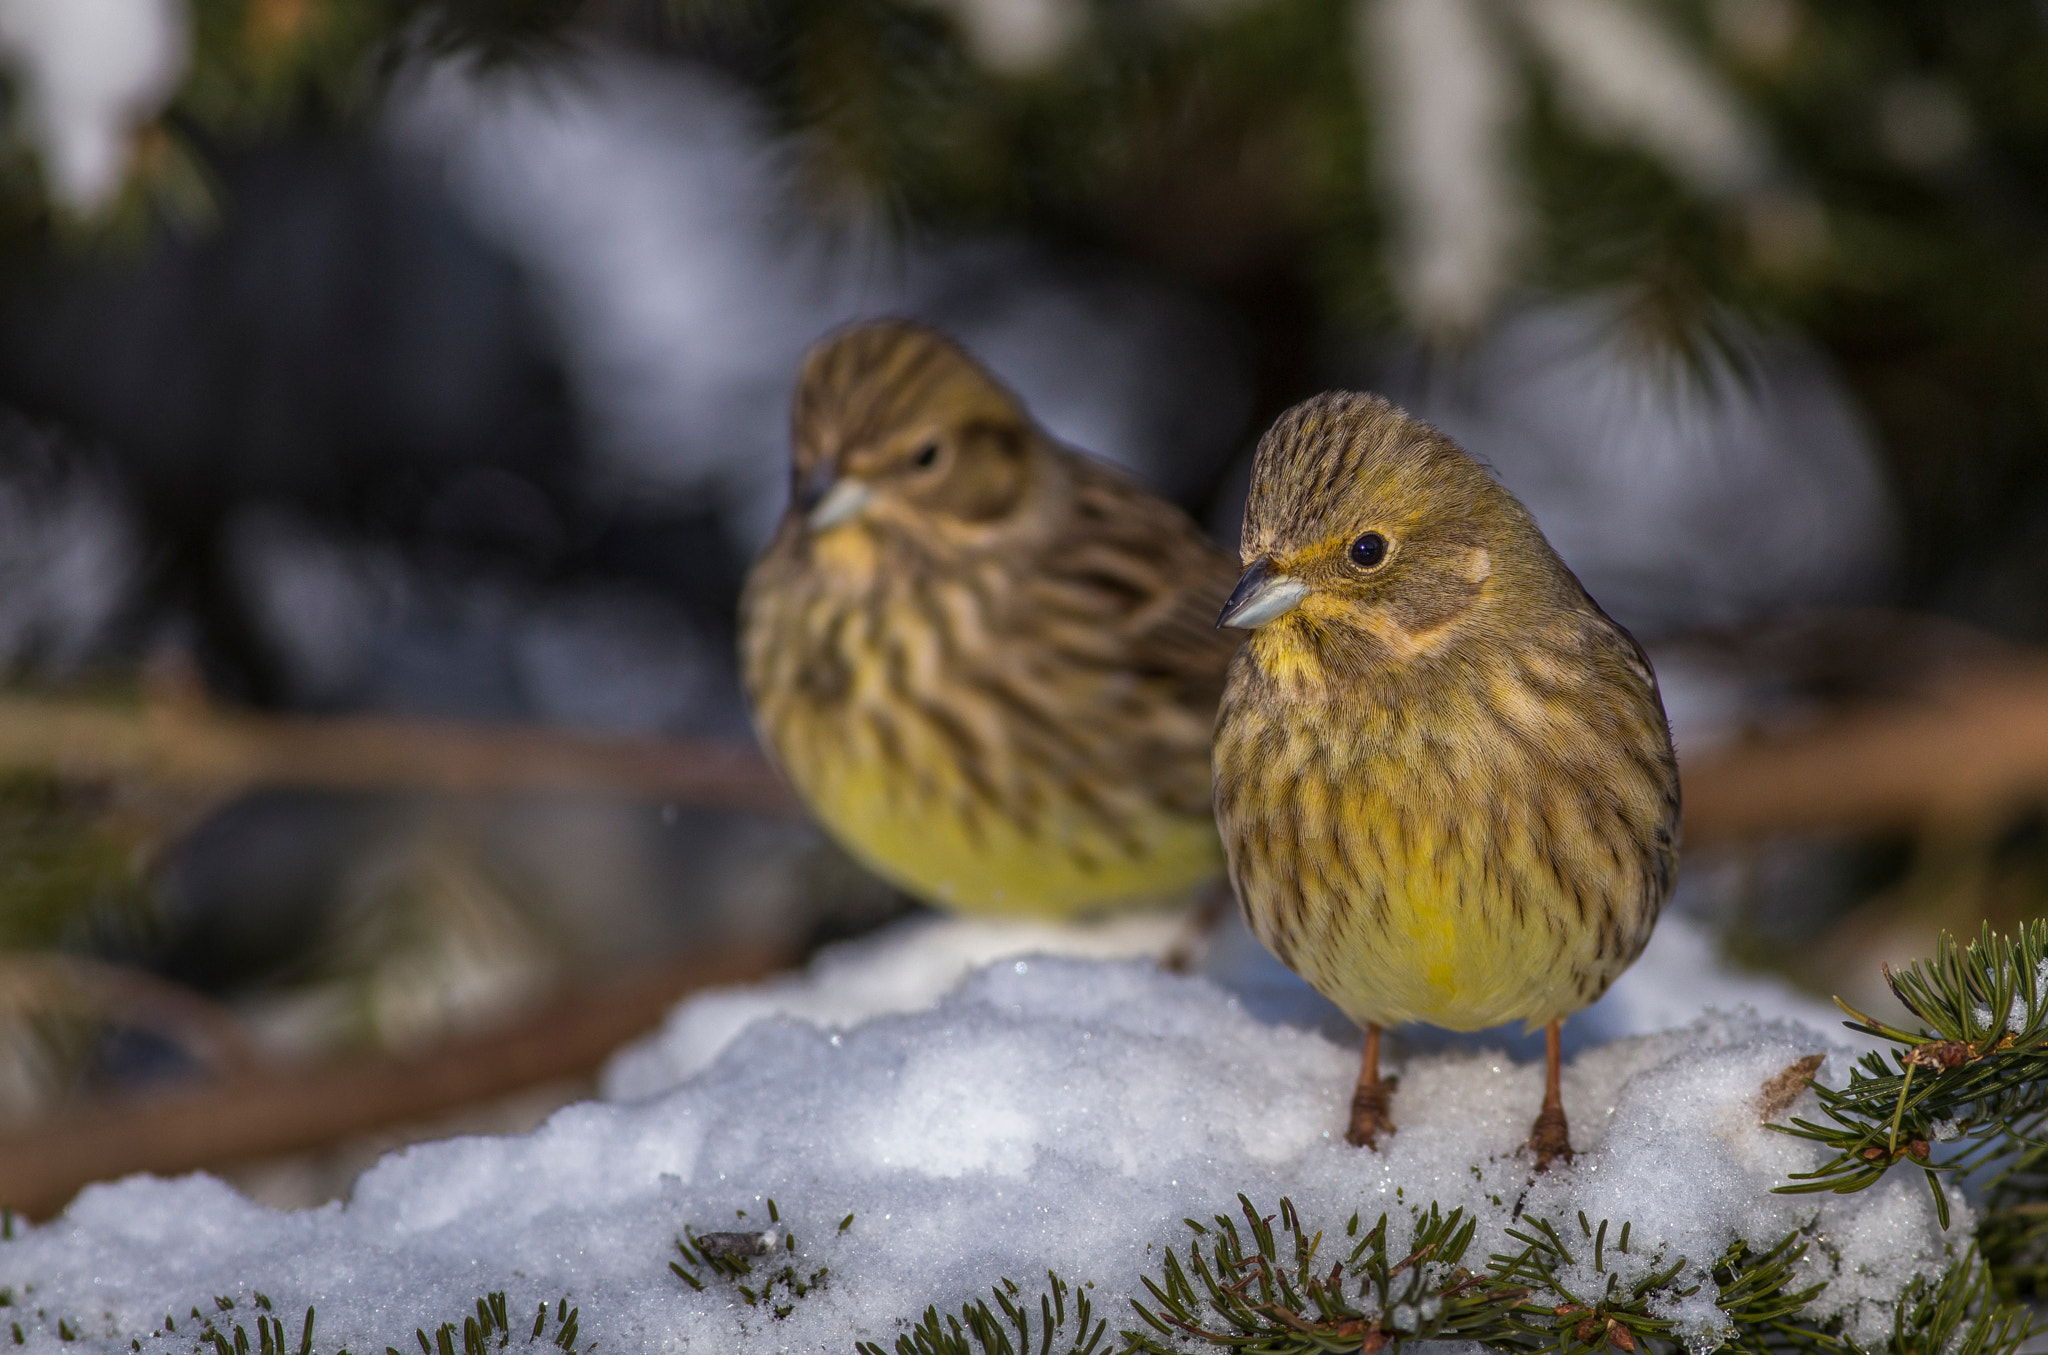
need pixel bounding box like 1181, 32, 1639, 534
1212, 392, 1679, 1167
742, 320, 1244, 918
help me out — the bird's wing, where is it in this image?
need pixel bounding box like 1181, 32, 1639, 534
1572, 585, 1684, 886
1053, 452, 1243, 682
1014, 451, 1245, 815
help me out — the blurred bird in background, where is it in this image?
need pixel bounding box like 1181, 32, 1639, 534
1213, 392, 1679, 1167
743, 321, 1245, 919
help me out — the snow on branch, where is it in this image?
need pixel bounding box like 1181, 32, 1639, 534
1120, 1194, 2020, 1355
1772, 919, 2048, 1231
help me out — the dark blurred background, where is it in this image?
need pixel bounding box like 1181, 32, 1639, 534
1, 0, 2045, 1207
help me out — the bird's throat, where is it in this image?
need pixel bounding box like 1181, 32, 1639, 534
807, 523, 886, 586
1247, 620, 1341, 698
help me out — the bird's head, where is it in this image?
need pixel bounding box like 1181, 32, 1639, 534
1219, 391, 1561, 672
786, 320, 1036, 551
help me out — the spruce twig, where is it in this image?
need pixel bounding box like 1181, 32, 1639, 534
854, 1271, 1106, 1355
1767, 921, 2048, 1230
1111, 1197, 2027, 1355
108, 1287, 580, 1355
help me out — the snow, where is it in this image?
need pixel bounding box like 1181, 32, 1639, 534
601, 911, 1184, 1098
1968, 957, 2048, 1036
1360, 0, 1523, 336
0, 0, 189, 212
388, 47, 1249, 550
924, 0, 1086, 73
0, 432, 135, 676
1371, 298, 1894, 640
0, 913, 1962, 1355
607, 907, 1859, 1097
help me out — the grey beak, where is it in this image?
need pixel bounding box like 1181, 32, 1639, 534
1216, 558, 1312, 629
795, 464, 873, 531
794, 463, 837, 515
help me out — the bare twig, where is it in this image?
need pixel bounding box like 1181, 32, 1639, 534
0, 691, 799, 813
6, 651, 2048, 845
1682, 659, 2048, 848
8, 650, 2048, 1219
0, 945, 794, 1220
0, 952, 263, 1075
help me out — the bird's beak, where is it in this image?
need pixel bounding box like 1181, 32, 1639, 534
1216, 558, 1310, 629
797, 464, 873, 531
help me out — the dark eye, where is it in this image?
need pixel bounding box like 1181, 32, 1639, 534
911, 441, 941, 469
1349, 532, 1388, 568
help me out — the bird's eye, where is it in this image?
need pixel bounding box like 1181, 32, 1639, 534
911, 441, 941, 469
1349, 532, 1388, 569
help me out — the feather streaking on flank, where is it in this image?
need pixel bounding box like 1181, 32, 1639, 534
1212, 391, 1679, 1166
742, 320, 1245, 918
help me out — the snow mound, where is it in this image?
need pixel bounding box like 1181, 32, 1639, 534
606, 908, 1859, 1099
0, 950, 1958, 1355
603, 910, 1184, 1098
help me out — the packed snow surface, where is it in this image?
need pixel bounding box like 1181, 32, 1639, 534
604, 908, 1855, 1097
1, 920, 1960, 1355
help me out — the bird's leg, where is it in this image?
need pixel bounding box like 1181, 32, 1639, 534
1346, 1024, 1396, 1148
1528, 1019, 1574, 1170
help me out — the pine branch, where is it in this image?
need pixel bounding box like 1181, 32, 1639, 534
1124, 1195, 1525, 1354
1117, 1196, 2025, 1355
400, 1291, 584, 1355
17, 1286, 584, 1355
179, 0, 594, 133
1882, 1253, 2030, 1355
1767, 921, 2048, 1228
854, 1271, 1108, 1355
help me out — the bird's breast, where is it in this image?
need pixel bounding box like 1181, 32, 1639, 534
1213, 663, 1670, 1032
743, 555, 1223, 917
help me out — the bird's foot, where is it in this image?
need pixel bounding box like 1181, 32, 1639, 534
1347, 1077, 1397, 1149
1528, 1103, 1573, 1171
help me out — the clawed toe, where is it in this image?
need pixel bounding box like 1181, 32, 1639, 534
1527, 1018, 1574, 1171
1528, 1102, 1573, 1171
1345, 1023, 1396, 1149
1347, 1078, 1397, 1149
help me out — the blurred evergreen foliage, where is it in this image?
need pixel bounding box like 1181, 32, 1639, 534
0, 772, 151, 952
0, 0, 2021, 615
175, 0, 584, 131
659, 0, 2048, 598
0, 0, 2037, 1017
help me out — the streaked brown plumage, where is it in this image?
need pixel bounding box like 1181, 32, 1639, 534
1212, 391, 1679, 1166
741, 319, 1244, 917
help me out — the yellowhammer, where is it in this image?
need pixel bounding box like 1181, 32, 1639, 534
741, 319, 1245, 918
1213, 392, 1679, 1168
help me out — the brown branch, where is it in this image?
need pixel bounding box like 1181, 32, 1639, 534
1681, 659, 2048, 848
0, 647, 2024, 847
0, 692, 800, 814
0, 945, 794, 1220
0, 953, 264, 1076
5, 655, 2048, 1219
